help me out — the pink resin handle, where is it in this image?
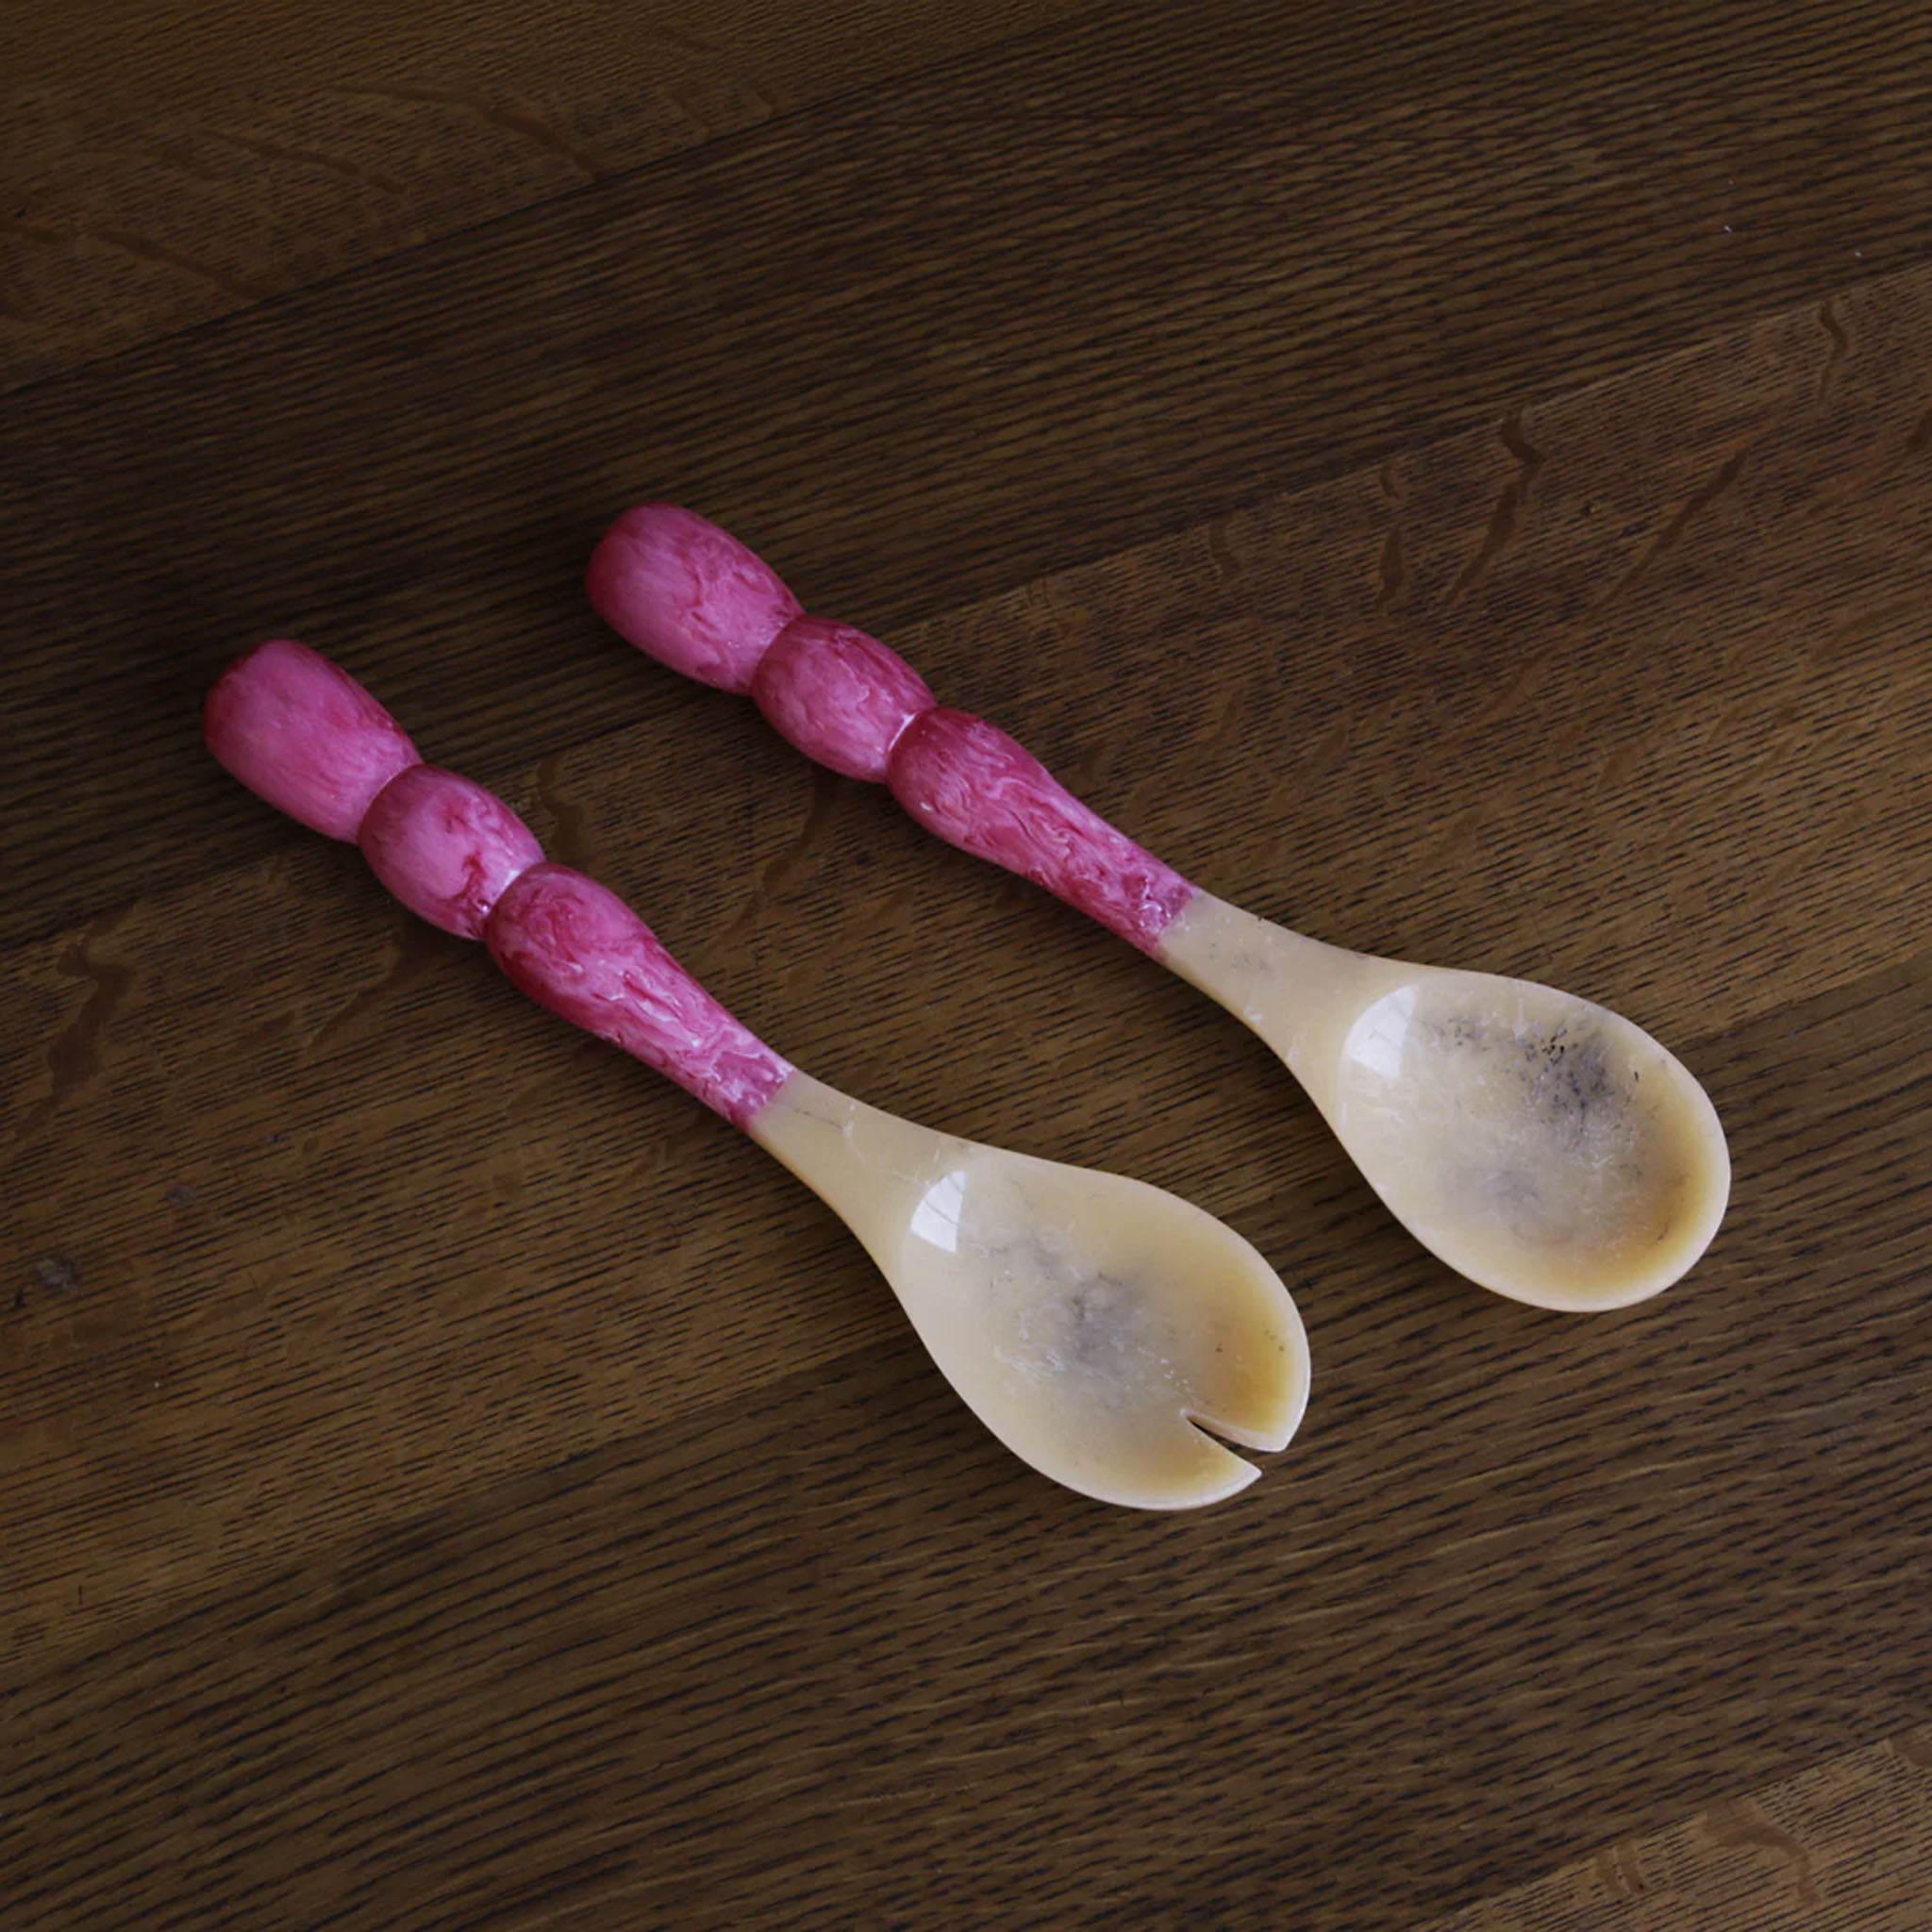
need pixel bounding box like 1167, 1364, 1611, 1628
204, 640, 791, 1129
588, 507, 1195, 952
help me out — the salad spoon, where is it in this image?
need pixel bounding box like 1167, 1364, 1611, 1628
205, 640, 1310, 1507
589, 505, 1731, 1311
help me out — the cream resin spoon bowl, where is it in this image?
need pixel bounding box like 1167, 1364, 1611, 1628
589, 505, 1731, 1312
1159, 901, 1727, 1309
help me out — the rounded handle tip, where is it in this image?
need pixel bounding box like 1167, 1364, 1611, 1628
205, 639, 420, 841
588, 503, 801, 694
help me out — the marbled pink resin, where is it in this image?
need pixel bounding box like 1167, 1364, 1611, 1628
752, 616, 934, 782
206, 641, 792, 1132
887, 709, 1192, 951
589, 504, 1197, 951
358, 763, 545, 939
204, 639, 419, 841
488, 865, 791, 1128
588, 502, 801, 693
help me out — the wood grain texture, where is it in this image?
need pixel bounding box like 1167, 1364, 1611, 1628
1415, 1728, 1932, 1930
5, 0, 1931, 1926
0, 0, 1101, 388
10, 0, 1932, 947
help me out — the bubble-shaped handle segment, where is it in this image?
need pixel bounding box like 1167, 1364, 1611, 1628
587, 506, 1197, 952
206, 640, 535, 938
887, 709, 1193, 949
205, 639, 791, 1129
358, 762, 544, 941
488, 865, 791, 1127
752, 616, 935, 782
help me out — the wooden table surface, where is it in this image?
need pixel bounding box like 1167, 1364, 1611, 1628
6, 2, 1931, 1925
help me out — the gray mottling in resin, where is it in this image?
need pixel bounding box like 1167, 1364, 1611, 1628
975, 1213, 1167, 1394
1335, 981, 1689, 1272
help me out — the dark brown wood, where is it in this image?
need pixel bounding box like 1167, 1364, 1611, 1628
1415, 1728, 1932, 1930
10, 0, 1932, 947
5, 2, 1931, 1926
0, 0, 1102, 390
